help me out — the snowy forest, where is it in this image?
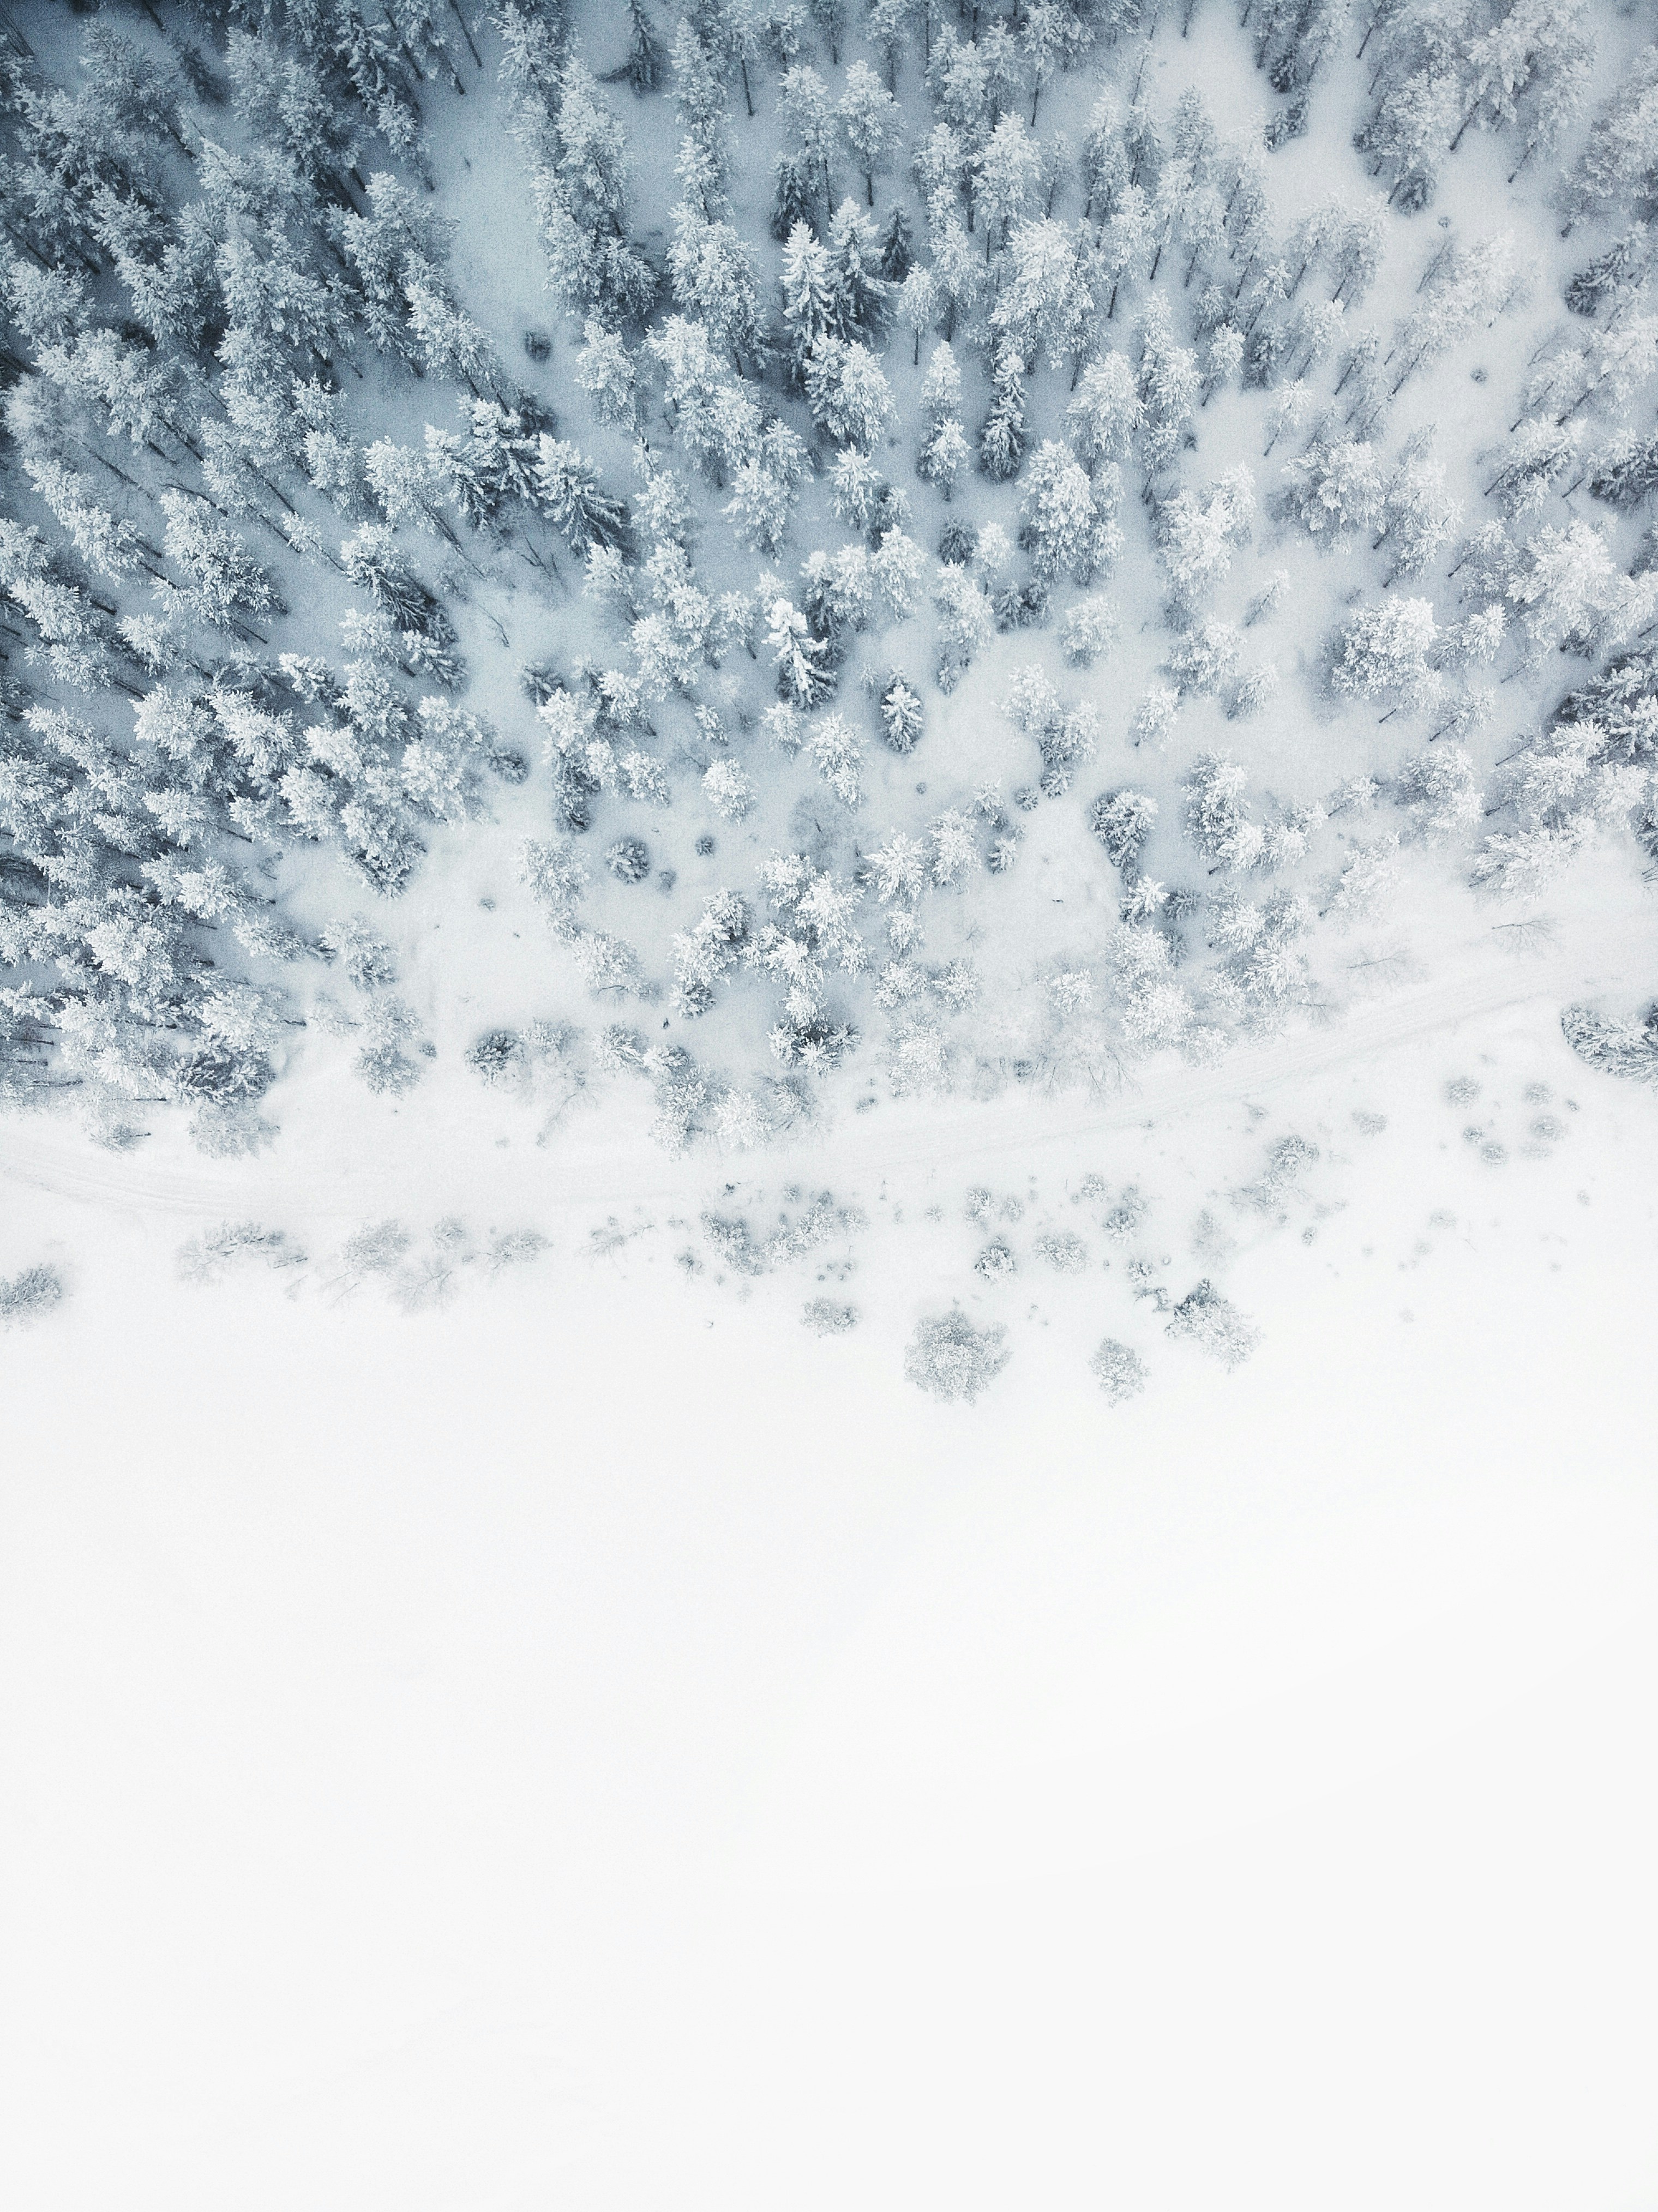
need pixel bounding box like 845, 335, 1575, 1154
3, 0, 1658, 1382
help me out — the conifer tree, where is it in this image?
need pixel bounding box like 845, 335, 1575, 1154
838, 61, 903, 206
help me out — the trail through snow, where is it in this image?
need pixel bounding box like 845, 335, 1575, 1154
5, 871, 1652, 1223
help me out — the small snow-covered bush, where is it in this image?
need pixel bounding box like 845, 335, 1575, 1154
802, 1298, 858, 1335
485, 1229, 550, 1273
1090, 1338, 1148, 1404
904, 1309, 1011, 1402
974, 1237, 1017, 1281
0, 1264, 64, 1329
1100, 1186, 1148, 1240
341, 1221, 412, 1276
466, 1030, 528, 1087
176, 1224, 297, 1287
189, 1104, 278, 1158
1034, 1230, 1088, 1272
357, 1043, 423, 1095
605, 837, 652, 883
1166, 1280, 1259, 1367
1233, 1134, 1320, 1214
1561, 1004, 1658, 1084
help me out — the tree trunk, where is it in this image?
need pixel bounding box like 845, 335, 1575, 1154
448, 0, 483, 69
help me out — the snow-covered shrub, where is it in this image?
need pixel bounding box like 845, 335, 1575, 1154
1166, 1280, 1259, 1367
341, 1221, 413, 1279
1090, 1338, 1148, 1404
1233, 1134, 1320, 1216
1561, 1005, 1658, 1084
803, 1297, 858, 1335
357, 1041, 423, 1095
1034, 1230, 1088, 1273
974, 1237, 1016, 1281
0, 1264, 64, 1328
466, 1030, 528, 1087
904, 1308, 1011, 1402
176, 1223, 297, 1287
189, 1105, 279, 1158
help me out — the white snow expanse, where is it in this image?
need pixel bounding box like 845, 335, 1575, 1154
5, 898, 1657, 2210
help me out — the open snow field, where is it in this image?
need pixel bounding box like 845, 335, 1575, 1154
5, 952, 1657, 2212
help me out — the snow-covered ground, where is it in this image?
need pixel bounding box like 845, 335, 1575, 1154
5, 950, 1657, 2212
